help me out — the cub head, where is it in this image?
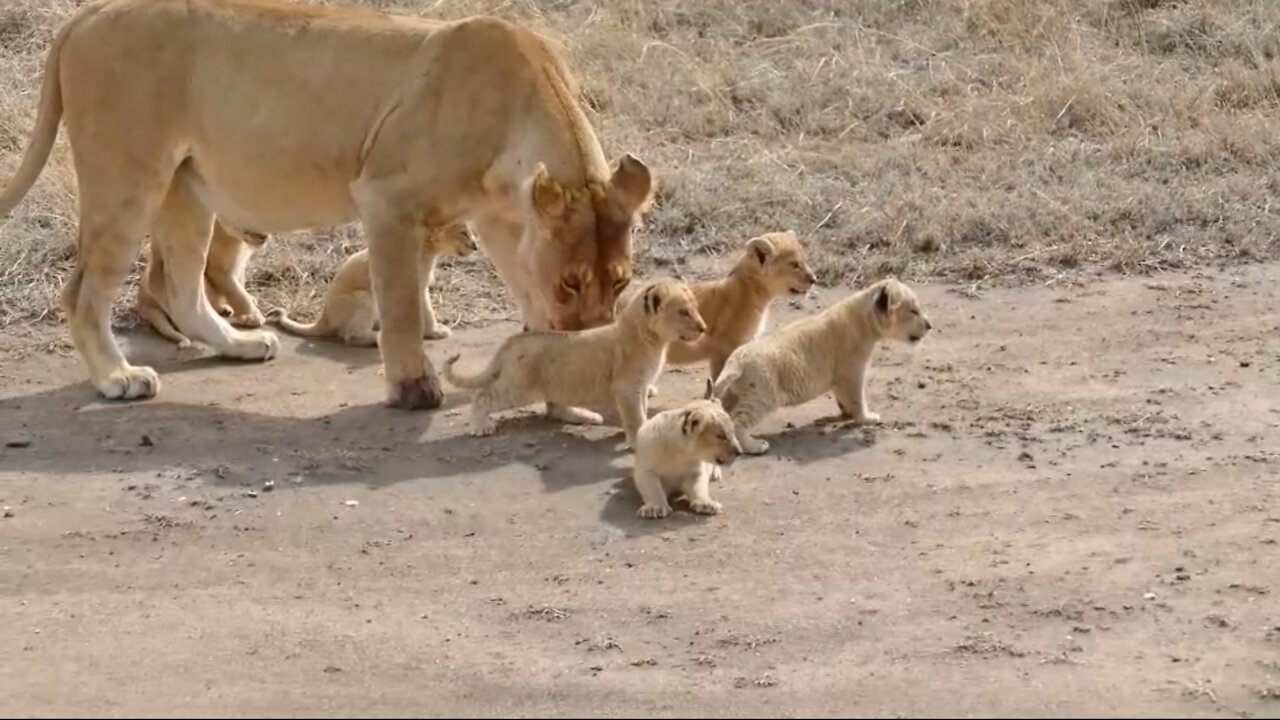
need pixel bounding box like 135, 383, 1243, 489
741, 230, 817, 296
424, 224, 478, 258
870, 277, 933, 344
629, 277, 706, 343
680, 392, 742, 466
519, 155, 655, 331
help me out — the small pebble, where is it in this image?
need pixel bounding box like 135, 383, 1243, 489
5, 438, 31, 449
344, 500, 359, 507
139, 435, 154, 447
3, 506, 13, 518
262, 480, 275, 492
1143, 592, 1157, 601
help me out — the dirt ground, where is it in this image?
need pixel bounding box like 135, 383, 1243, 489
1, 263, 1277, 717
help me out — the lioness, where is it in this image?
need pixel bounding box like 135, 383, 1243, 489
268, 224, 476, 346
442, 277, 706, 445
712, 277, 933, 455
0, 0, 653, 409
137, 220, 268, 348
632, 383, 742, 519
653, 230, 816, 392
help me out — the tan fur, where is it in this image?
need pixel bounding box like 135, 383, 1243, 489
136, 220, 268, 348
0, 0, 654, 409
442, 278, 706, 445
712, 278, 934, 455
653, 230, 816, 394
632, 387, 742, 519
268, 224, 476, 346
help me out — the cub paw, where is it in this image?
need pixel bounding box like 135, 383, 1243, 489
688, 498, 722, 516
637, 503, 671, 519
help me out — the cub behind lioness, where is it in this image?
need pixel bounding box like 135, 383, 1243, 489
443, 277, 706, 444
712, 277, 933, 455
268, 224, 476, 346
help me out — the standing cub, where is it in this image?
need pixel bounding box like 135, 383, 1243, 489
657, 230, 816, 389
137, 220, 268, 348
268, 224, 475, 346
443, 278, 706, 444
632, 383, 742, 519
712, 277, 933, 455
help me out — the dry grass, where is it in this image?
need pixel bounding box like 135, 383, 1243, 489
2, 0, 1280, 343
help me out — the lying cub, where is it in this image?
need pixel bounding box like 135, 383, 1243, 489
443, 277, 706, 444
632, 382, 742, 519
137, 220, 268, 348
659, 230, 816, 386
268, 224, 475, 346
712, 277, 933, 455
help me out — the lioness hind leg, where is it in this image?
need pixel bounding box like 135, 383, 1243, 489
63, 178, 172, 400
152, 176, 279, 365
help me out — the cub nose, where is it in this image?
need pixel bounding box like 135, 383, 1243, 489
925, 319, 934, 331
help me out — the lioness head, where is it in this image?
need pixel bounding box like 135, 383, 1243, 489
870, 277, 933, 344
627, 277, 706, 343
521, 155, 655, 331
741, 230, 817, 296
682, 390, 742, 466
425, 224, 478, 258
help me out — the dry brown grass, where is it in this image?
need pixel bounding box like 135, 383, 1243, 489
2, 0, 1279, 344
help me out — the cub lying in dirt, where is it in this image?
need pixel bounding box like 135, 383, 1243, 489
268, 225, 476, 346
443, 277, 706, 445
651, 230, 816, 394
137, 221, 268, 348
712, 277, 933, 455
632, 382, 742, 519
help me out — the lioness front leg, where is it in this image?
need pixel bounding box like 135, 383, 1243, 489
355, 185, 443, 410
833, 352, 880, 424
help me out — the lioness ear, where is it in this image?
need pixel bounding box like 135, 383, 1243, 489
643, 284, 663, 315
609, 153, 655, 217
746, 235, 776, 266
528, 163, 567, 219
874, 284, 891, 315
681, 409, 702, 436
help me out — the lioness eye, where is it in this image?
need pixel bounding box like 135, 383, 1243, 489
561, 278, 582, 294
613, 277, 630, 292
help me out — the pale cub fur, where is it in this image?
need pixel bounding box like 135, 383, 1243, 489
268, 225, 476, 346
443, 278, 706, 444
653, 230, 816, 394
712, 277, 933, 455
632, 383, 742, 519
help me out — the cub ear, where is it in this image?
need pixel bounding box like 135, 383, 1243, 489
874, 283, 891, 315
527, 163, 567, 219
746, 235, 775, 266
643, 284, 663, 315
681, 409, 702, 436
609, 153, 655, 217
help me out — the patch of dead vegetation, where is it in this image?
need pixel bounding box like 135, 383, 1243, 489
3, 0, 1280, 348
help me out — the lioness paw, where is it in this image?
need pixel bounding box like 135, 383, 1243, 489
230, 310, 266, 328
96, 365, 161, 401
688, 498, 722, 516
387, 375, 446, 411
637, 503, 671, 519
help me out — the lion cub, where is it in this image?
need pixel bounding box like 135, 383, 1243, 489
655, 230, 816, 391
443, 277, 707, 444
712, 277, 933, 455
268, 224, 476, 346
137, 220, 268, 348
632, 382, 742, 519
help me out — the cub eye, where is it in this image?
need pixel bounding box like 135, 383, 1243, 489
910, 308, 921, 316
679, 309, 692, 318
792, 262, 802, 269
560, 277, 582, 294
613, 277, 631, 294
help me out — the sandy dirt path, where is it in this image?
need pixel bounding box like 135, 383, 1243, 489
1, 264, 1277, 717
